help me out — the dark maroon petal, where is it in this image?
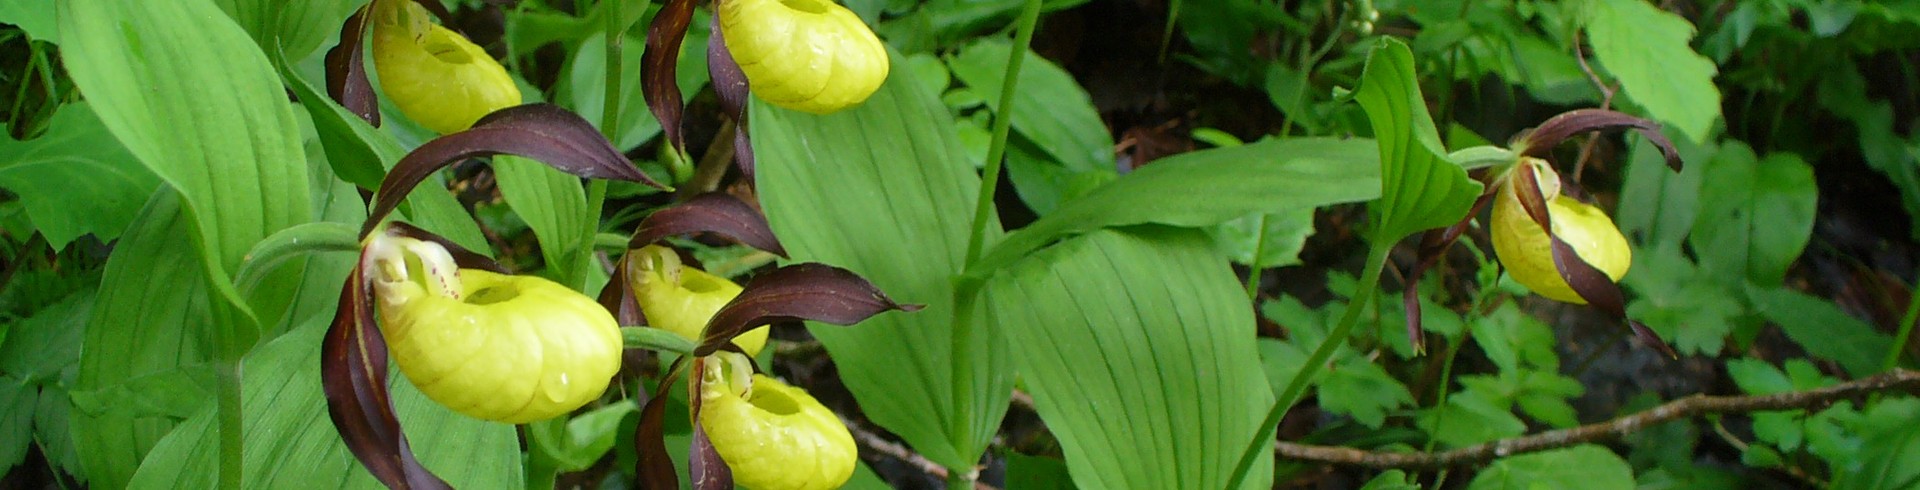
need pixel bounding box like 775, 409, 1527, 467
643, 0, 699, 155
324, 6, 378, 126
630, 192, 787, 257
322, 263, 453, 489
705, 15, 757, 179
363, 104, 666, 236
598, 256, 648, 327
689, 423, 733, 490
1402, 192, 1494, 352
693, 263, 923, 356
382, 221, 509, 273
1520, 109, 1682, 172
635, 358, 687, 490
1513, 163, 1678, 358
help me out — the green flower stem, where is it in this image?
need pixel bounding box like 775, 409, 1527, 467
1226, 242, 1391, 488
216, 358, 242, 490
951, 1, 1042, 487
1244, 214, 1271, 300
1883, 284, 1920, 372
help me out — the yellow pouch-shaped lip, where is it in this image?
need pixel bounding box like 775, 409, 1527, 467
371, 0, 522, 134
699, 368, 856, 490
374, 246, 622, 424
629, 245, 769, 356
718, 0, 889, 114
1489, 160, 1631, 304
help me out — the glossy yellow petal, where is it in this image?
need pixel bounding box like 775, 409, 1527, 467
719, 0, 888, 114
1489, 163, 1632, 304
628, 245, 769, 356
370, 0, 521, 134
378, 269, 622, 423
699, 371, 856, 490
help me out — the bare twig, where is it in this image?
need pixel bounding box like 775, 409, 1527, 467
1569, 30, 1618, 182
1272, 369, 1920, 469
846, 422, 1001, 490
674, 119, 737, 202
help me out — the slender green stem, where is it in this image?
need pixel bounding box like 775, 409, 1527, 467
1883, 283, 1920, 371
949, 2, 1042, 488
1225, 243, 1391, 488
216, 358, 243, 490
581, 0, 627, 288
960, 0, 1043, 265
1244, 215, 1270, 300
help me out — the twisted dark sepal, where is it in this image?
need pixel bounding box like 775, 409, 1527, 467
1512, 164, 1678, 358
1521, 109, 1683, 172
706, 13, 757, 178
324, 5, 379, 126
384, 221, 509, 273
688, 416, 734, 490
642, 0, 699, 155
694, 263, 924, 356
631, 192, 787, 256
634, 358, 688, 490
1402, 192, 1495, 353
322, 259, 453, 490
363, 103, 669, 236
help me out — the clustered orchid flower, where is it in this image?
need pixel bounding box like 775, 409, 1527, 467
315, 2, 914, 488
1404, 109, 1685, 357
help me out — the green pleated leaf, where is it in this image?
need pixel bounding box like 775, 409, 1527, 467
753, 50, 1006, 469
213, 0, 359, 62
1584, 0, 1722, 143
946, 39, 1112, 172
0, 102, 158, 249
0, 0, 58, 43
983, 227, 1273, 489
971, 137, 1378, 278
1352, 38, 1482, 242
494, 155, 594, 289
124, 316, 523, 489
1688, 142, 1817, 288
61, 0, 313, 350
68, 191, 212, 490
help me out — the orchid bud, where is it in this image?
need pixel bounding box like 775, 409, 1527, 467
628, 245, 769, 356
370, 0, 521, 134
717, 0, 889, 114
698, 353, 856, 490
368, 235, 621, 424
1489, 158, 1632, 304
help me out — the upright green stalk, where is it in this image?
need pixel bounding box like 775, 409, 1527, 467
1225, 242, 1392, 488
951, 1, 1042, 488
1244, 215, 1271, 300
1883, 284, 1920, 371
216, 357, 242, 489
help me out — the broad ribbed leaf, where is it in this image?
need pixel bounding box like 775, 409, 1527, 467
494, 155, 594, 288
1352, 38, 1481, 242
62, 0, 314, 346
214, 0, 358, 63
753, 49, 1006, 468
0, 103, 158, 249
126, 314, 520, 489
946, 39, 1112, 172
982, 227, 1273, 489
68, 192, 210, 490
695, 263, 919, 355
971, 137, 1379, 278
1585, 0, 1721, 142
631, 192, 787, 256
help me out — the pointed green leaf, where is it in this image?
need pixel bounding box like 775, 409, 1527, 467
1468, 445, 1635, 490
0, 103, 158, 249
213, 0, 359, 62
946, 39, 1112, 172
753, 50, 1007, 469
0, 0, 57, 43
972, 137, 1379, 277
494, 155, 594, 288
1748, 286, 1892, 378
124, 317, 523, 489
69, 191, 212, 490
983, 227, 1273, 489
1688, 142, 1817, 287
1585, 0, 1722, 142
1352, 37, 1482, 242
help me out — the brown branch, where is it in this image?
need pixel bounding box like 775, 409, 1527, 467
1273, 369, 1920, 469
846, 420, 1000, 490
1570, 30, 1618, 182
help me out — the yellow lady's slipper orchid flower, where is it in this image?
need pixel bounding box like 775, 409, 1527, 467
1489, 157, 1631, 304
629, 245, 769, 356
371, 0, 522, 134
698, 354, 856, 490
717, 0, 889, 114
368, 235, 621, 424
